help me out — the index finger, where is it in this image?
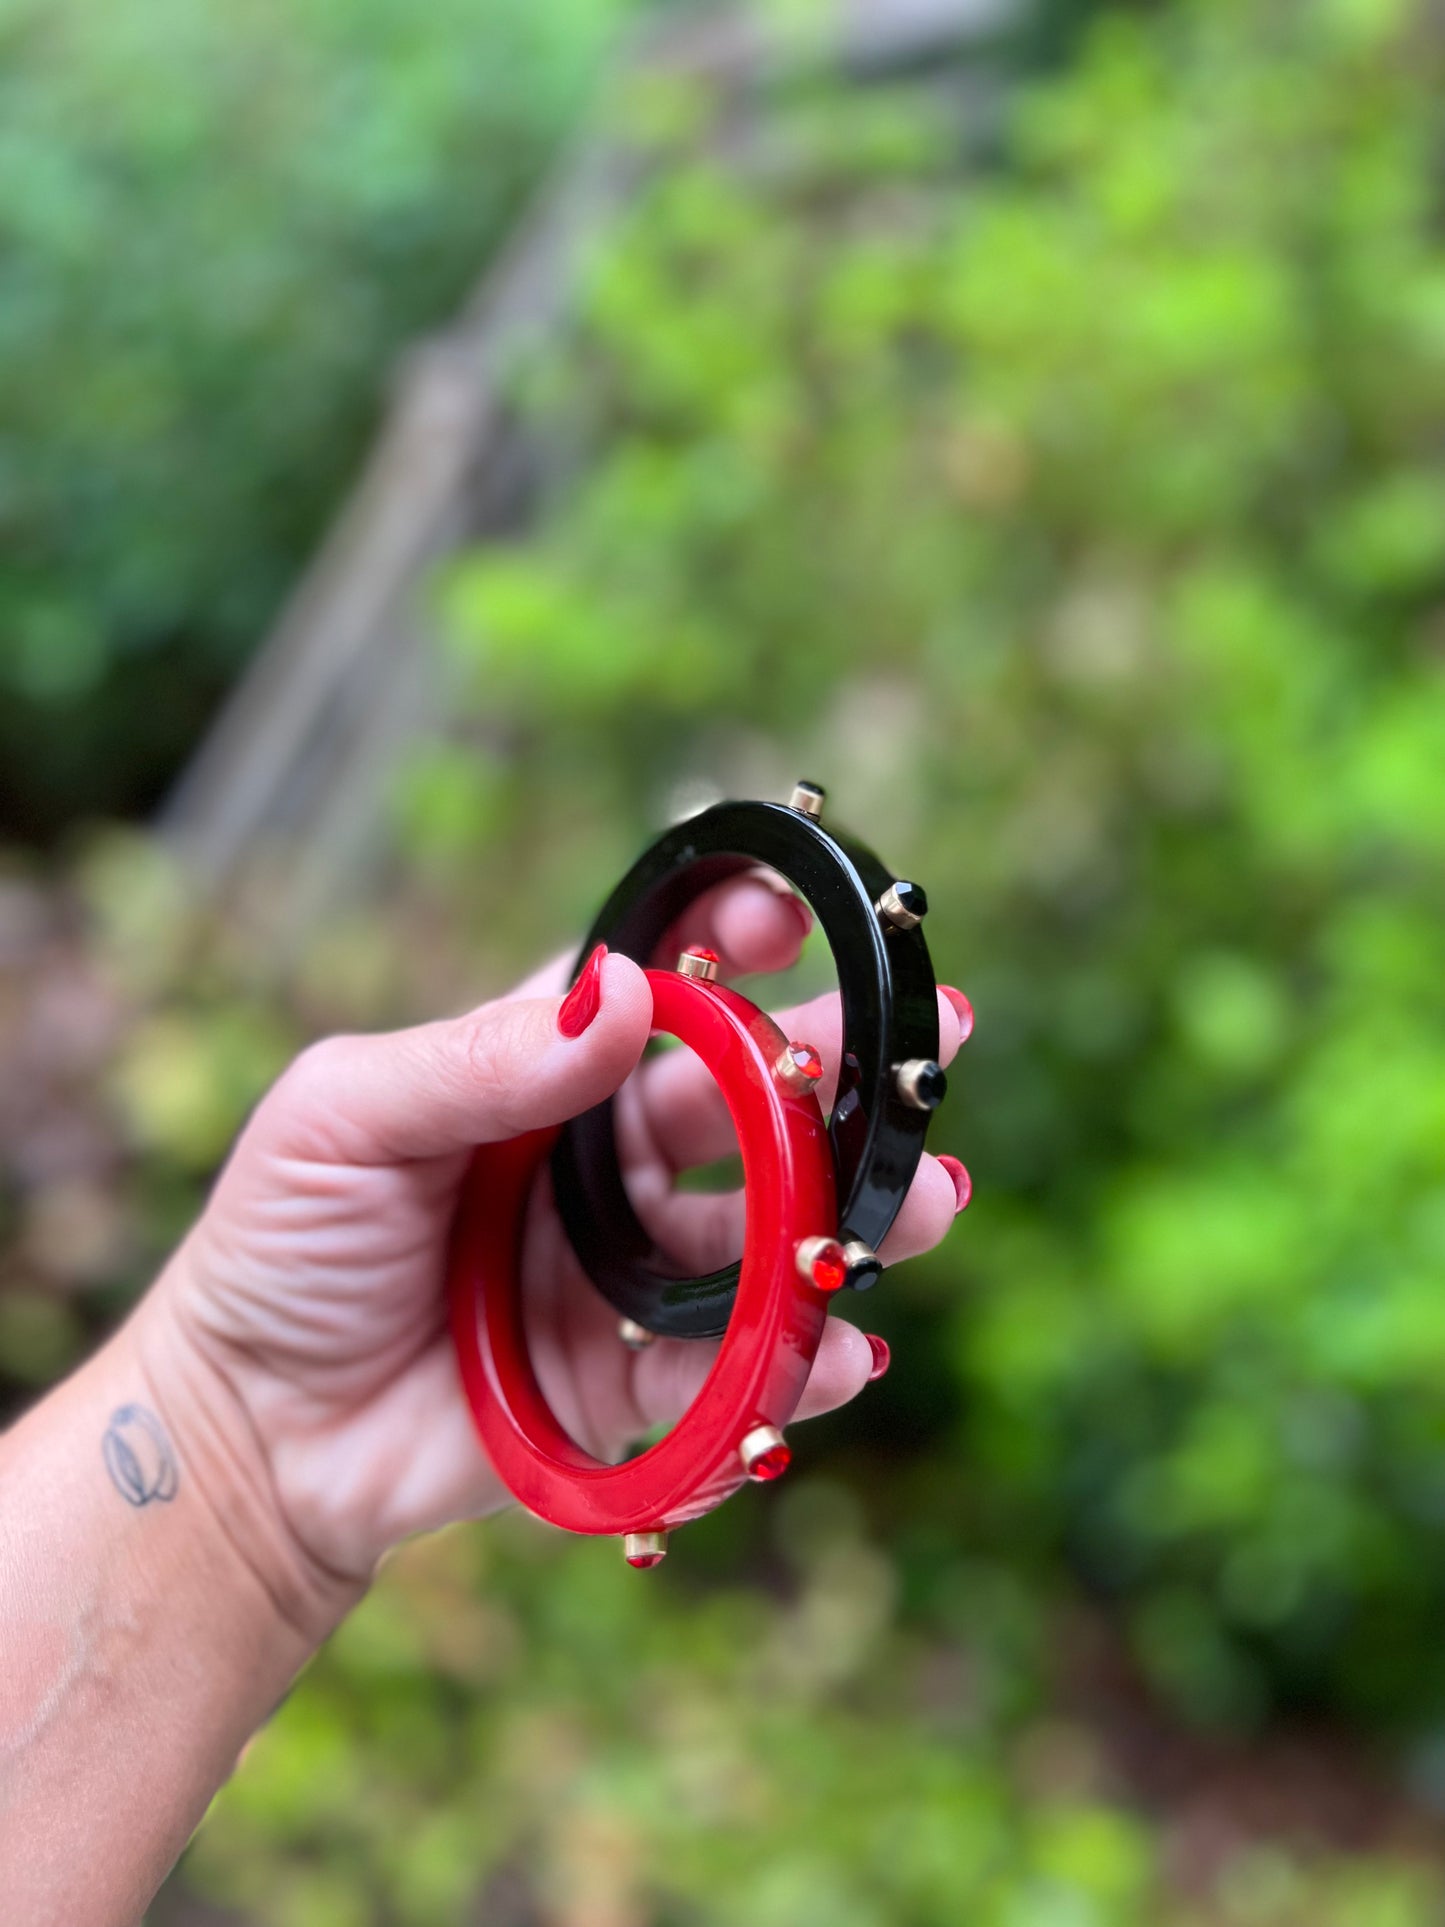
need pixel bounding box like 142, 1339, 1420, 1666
512, 869, 812, 1001
655, 868, 812, 977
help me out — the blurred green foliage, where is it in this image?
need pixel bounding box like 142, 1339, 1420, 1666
426, 0, 1445, 1739
0, 0, 622, 836
187, 1513, 1445, 1927
5, 0, 1445, 1919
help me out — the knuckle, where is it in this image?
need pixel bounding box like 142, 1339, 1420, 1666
269, 1035, 352, 1113
453, 1002, 534, 1132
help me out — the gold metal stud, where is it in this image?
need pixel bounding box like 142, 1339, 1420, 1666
739, 1424, 792, 1481
623, 1530, 669, 1569
788, 780, 825, 819
676, 947, 720, 982
774, 1039, 824, 1095
795, 1234, 849, 1292
842, 1238, 883, 1290
895, 1058, 947, 1111
876, 880, 928, 932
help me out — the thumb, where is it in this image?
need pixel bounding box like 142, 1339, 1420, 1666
258, 950, 653, 1163
631, 1318, 878, 1437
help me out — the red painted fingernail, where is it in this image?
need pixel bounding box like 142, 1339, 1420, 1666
940, 987, 974, 1042
558, 944, 607, 1038
938, 1155, 972, 1213
865, 1334, 891, 1381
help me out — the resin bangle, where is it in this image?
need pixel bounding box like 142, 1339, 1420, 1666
550, 784, 942, 1338
450, 964, 842, 1564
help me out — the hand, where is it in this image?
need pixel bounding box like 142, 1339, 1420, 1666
136, 876, 970, 1634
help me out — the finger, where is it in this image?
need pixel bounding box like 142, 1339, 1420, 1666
621, 985, 969, 1175
876, 1153, 964, 1264
620, 1131, 963, 1288
511, 872, 813, 1008
616, 1179, 747, 1279
656, 870, 812, 978
631, 1315, 877, 1435
258, 952, 654, 1163
791, 1318, 879, 1421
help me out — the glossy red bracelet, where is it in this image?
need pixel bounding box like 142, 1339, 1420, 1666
449, 961, 844, 1567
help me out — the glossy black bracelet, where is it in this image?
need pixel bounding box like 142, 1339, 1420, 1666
550, 782, 944, 1339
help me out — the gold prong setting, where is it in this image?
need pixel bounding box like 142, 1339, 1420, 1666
842, 1237, 883, 1291
795, 1234, 849, 1293
895, 1058, 947, 1112
676, 946, 720, 982
739, 1424, 792, 1482
774, 1039, 824, 1095
876, 879, 928, 932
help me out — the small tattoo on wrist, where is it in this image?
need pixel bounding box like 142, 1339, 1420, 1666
102, 1404, 179, 1507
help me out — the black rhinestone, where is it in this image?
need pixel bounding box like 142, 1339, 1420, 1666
899, 1059, 947, 1110
847, 1252, 884, 1292
892, 879, 928, 919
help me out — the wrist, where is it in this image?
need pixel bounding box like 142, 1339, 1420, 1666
0, 1287, 349, 1923
124, 1280, 366, 1651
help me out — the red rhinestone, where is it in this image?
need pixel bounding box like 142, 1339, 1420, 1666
625, 1549, 667, 1569
786, 1043, 823, 1083
684, 946, 720, 964
811, 1242, 848, 1293
749, 1440, 792, 1481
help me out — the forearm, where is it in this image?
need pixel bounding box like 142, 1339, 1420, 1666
0, 1300, 356, 1927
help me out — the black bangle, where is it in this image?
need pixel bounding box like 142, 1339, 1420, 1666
550, 784, 943, 1339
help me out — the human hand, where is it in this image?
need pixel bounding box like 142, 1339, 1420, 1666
134, 877, 971, 1636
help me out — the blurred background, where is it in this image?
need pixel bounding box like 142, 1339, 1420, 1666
3, 0, 1445, 1918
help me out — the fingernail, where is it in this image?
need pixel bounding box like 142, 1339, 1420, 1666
940, 987, 974, 1042
864, 1334, 891, 1381
558, 943, 607, 1038
784, 899, 814, 943
938, 1154, 972, 1213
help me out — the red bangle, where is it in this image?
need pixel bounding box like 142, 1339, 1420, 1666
449, 966, 842, 1566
